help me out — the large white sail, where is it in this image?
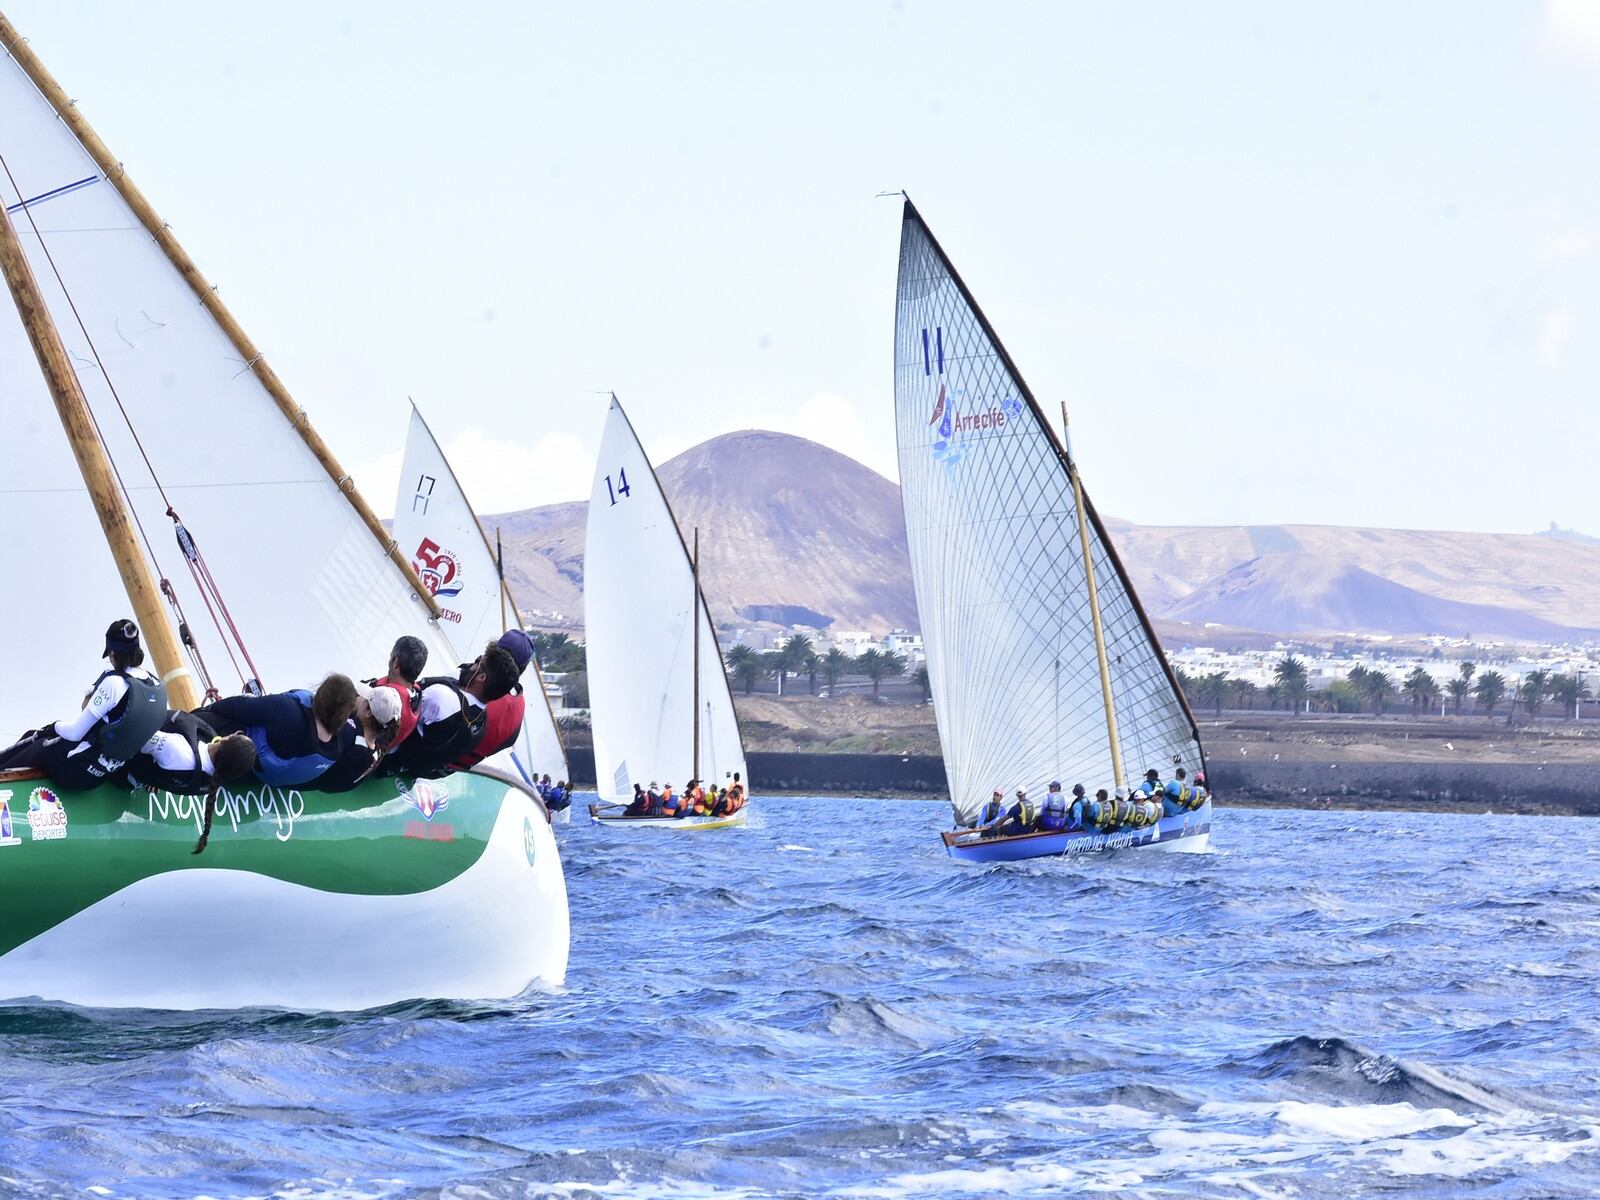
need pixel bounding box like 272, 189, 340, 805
391, 404, 568, 781
585, 397, 747, 804
893, 201, 1203, 823
0, 31, 457, 734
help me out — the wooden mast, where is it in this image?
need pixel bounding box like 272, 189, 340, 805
0, 13, 440, 619
0, 201, 200, 708
495, 527, 507, 633
1062, 402, 1125, 790
691, 526, 701, 787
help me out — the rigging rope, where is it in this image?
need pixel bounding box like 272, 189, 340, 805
0, 151, 260, 697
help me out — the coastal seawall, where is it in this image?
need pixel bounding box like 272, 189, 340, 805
564, 750, 1600, 815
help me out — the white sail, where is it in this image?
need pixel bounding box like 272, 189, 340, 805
391, 405, 568, 781
893, 201, 1203, 824
584, 397, 747, 804
0, 38, 457, 734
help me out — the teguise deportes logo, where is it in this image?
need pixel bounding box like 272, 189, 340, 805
412, 536, 464, 599
26, 787, 67, 840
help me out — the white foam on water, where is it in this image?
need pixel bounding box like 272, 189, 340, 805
778, 844, 816, 853
1380, 1123, 1600, 1179
1274, 1100, 1474, 1140
834, 1159, 1079, 1198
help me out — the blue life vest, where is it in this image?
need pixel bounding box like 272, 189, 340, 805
1038, 792, 1068, 831
246, 690, 335, 787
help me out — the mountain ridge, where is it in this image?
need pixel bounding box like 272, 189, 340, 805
484, 430, 1600, 644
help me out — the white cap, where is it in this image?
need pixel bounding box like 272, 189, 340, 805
1114, 786, 1127, 799
357, 682, 404, 729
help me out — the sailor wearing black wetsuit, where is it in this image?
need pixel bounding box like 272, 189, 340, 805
118, 711, 258, 795
196, 676, 359, 789
0, 619, 168, 790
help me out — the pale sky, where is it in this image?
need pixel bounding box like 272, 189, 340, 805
10, 1, 1599, 534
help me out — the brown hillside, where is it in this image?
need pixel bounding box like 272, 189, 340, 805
490, 430, 917, 633
489, 430, 1600, 643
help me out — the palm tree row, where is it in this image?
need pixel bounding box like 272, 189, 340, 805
725, 637, 909, 699
1177, 654, 1591, 720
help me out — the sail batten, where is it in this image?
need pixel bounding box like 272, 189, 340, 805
585, 397, 746, 804
894, 201, 1203, 823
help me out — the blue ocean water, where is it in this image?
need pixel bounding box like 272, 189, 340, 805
1, 799, 1597, 1199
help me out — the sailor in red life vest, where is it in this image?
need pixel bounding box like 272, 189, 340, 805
450, 629, 534, 770
368, 635, 428, 749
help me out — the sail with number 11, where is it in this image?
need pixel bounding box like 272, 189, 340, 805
892, 199, 1213, 862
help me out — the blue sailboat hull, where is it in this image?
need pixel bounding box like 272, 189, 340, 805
942, 800, 1213, 863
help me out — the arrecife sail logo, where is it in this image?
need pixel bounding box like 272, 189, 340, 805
922, 326, 1021, 469
413, 537, 464, 600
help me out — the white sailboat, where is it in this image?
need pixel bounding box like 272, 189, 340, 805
0, 13, 569, 1007
892, 199, 1212, 862
391, 403, 570, 797
584, 396, 749, 829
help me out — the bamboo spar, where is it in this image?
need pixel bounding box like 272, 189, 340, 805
1062, 403, 1124, 789
0, 13, 440, 619
0, 200, 200, 708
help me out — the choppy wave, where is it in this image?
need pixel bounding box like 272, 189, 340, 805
1, 800, 1597, 1198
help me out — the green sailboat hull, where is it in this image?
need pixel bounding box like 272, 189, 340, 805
0, 766, 569, 1010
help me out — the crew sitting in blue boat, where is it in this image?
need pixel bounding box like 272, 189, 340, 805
545, 779, 572, 813
1134, 767, 1163, 800
1037, 781, 1070, 832
197, 675, 360, 789
0, 619, 170, 791
1162, 767, 1206, 816
983, 788, 1037, 837
1066, 783, 1090, 830
974, 788, 1005, 830
645, 780, 662, 813
1092, 786, 1135, 830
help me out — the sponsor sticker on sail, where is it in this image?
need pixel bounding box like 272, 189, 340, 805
26, 787, 68, 840
412, 535, 465, 624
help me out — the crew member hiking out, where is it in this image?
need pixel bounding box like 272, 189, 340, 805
197, 675, 360, 789
117, 710, 257, 796
0, 619, 169, 790
449, 630, 535, 771
367, 634, 428, 750
313, 684, 406, 794
382, 643, 519, 780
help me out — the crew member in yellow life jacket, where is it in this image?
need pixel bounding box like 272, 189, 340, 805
1162, 766, 1205, 816
988, 788, 1037, 837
